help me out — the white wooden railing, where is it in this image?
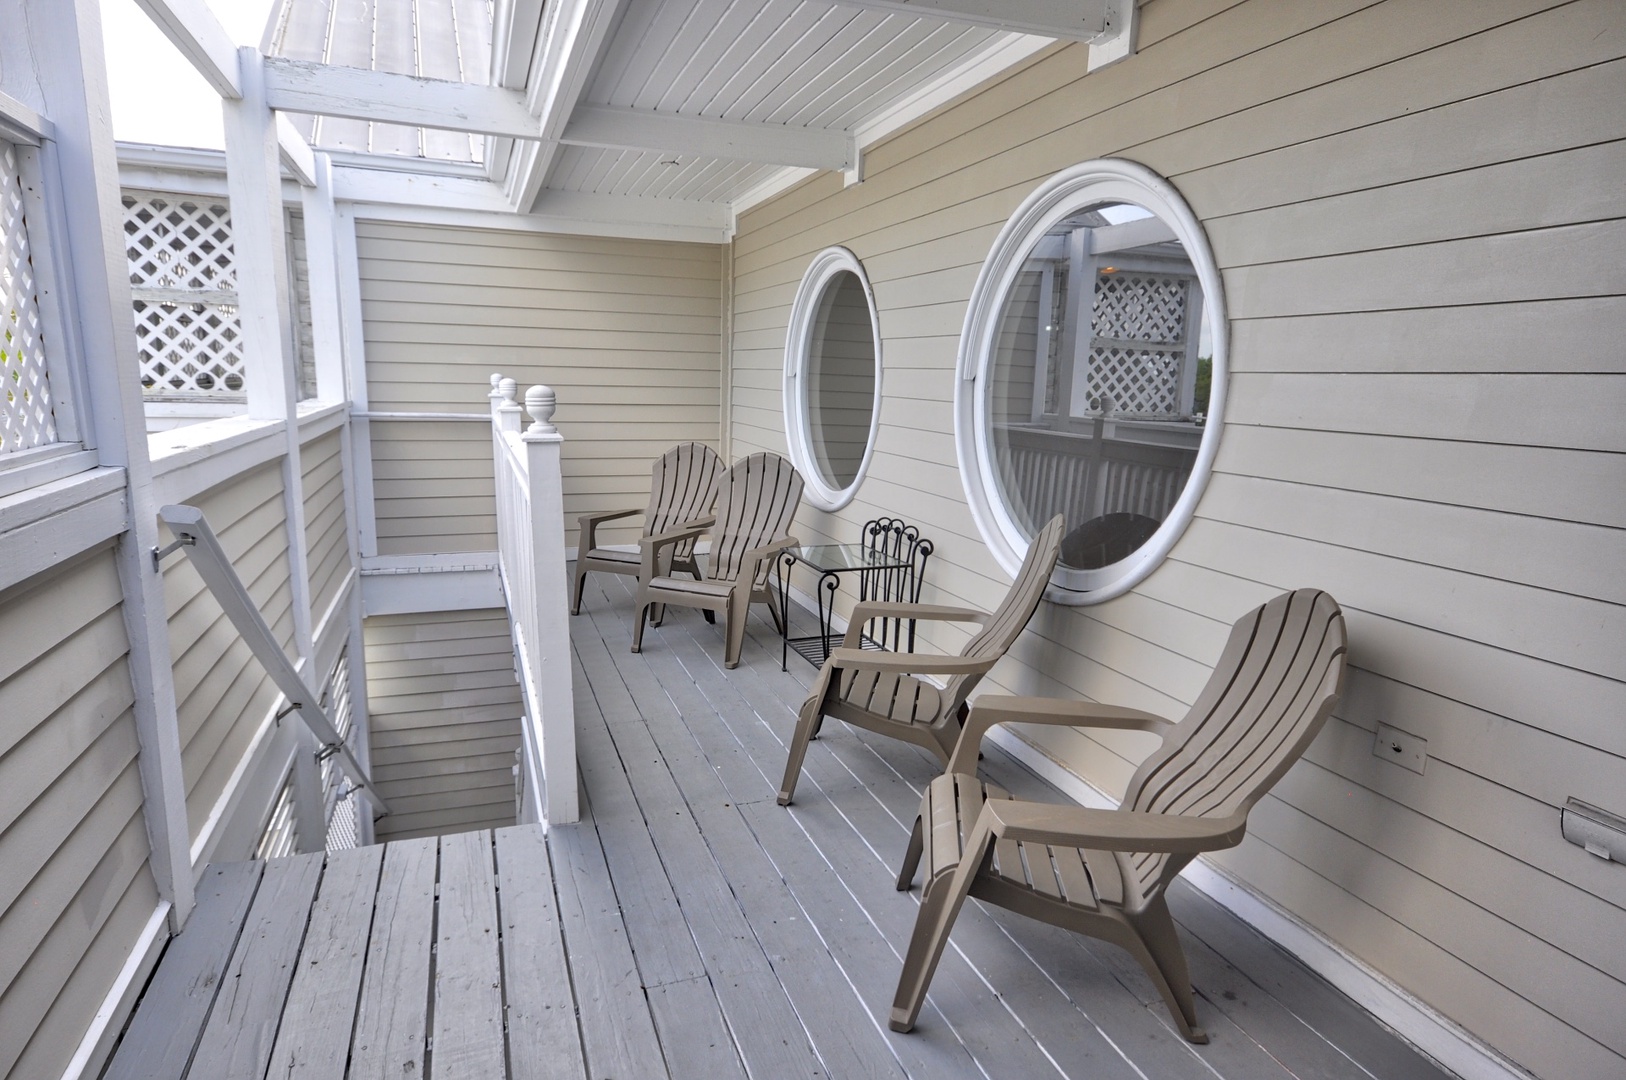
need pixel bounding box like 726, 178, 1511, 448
488, 375, 578, 825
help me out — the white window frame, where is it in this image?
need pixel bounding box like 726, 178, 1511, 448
783, 245, 883, 511
954, 158, 1229, 605
0, 90, 97, 497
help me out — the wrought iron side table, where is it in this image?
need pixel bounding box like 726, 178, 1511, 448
775, 518, 933, 669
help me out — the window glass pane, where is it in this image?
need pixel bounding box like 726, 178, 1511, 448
0, 140, 59, 456
803, 269, 876, 492
985, 201, 1210, 571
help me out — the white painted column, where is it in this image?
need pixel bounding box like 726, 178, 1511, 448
19, 0, 195, 926
335, 204, 380, 558
223, 47, 324, 846
301, 153, 348, 405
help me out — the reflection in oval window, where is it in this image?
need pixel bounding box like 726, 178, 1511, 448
988, 202, 1209, 570
956, 160, 1227, 603
808, 271, 876, 489
785, 248, 882, 510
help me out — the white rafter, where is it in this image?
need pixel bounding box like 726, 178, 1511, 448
131, 0, 243, 98
130, 0, 318, 185
507, 0, 628, 213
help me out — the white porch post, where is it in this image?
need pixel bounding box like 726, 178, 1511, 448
522, 387, 578, 824
17, 0, 196, 926
223, 46, 324, 846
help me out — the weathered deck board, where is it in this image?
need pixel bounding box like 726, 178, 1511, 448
433, 830, 507, 1077
188, 852, 324, 1079
569, 649, 749, 1080
349, 836, 437, 1079
575, 620, 827, 1079
547, 793, 670, 1079
266, 844, 385, 1078
492, 825, 588, 1080
105, 570, 1452, 1080
579, 601, 912, 1080
103, 861, 264, 1080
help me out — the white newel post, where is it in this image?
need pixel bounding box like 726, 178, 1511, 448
522, 385, 578, 824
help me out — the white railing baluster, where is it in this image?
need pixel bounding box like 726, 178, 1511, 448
488, 374, 578, 826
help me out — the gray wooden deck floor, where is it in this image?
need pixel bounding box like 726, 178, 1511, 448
104, 573, 1455, 1079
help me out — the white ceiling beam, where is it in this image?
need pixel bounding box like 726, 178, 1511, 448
509, 0, 628, 213
561, 105, 852, 171
826, 0, 1112, 41
262, 57, 541, 139
131, 0, 243, 98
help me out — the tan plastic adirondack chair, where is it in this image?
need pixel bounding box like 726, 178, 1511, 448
632, 452, 804, 669
777, 515, 1064, 806
889, 589, 1347, 1042
572, 442, 725, 616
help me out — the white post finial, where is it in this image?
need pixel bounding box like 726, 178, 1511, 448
500, 377, 519, 403
525, 385, 557, 435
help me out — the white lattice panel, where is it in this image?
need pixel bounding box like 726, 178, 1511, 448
1, 141, 59, 454
1087, 272, 1190, 415
133, 299, 245, 394
124, 192, 247, 398
125, 192, 235, 290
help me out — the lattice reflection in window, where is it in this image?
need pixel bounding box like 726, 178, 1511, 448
1086, 347, 1183, 415
1092, 272, 1188, 343
1, 141, 59, 454
1087, 272, 1191, 415
123, 191, 247, 398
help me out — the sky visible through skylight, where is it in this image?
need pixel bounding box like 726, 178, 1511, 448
102, 0, 279, 150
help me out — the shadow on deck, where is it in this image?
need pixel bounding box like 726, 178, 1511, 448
103, 573, 1454, 1079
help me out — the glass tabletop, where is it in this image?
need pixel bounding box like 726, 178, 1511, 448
787, 543, 912, 573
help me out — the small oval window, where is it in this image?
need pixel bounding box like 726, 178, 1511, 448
956, 160, 1227, 603
784, 247, 882, 510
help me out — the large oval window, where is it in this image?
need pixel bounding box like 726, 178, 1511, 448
955, 160, 1227, 603
784, 247, 882, 510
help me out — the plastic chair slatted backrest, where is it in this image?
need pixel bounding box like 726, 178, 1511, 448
708, 453, 803, 585
646, 443, 725, 564
939, 515, 1065, 711
1119, 589, 1347, 905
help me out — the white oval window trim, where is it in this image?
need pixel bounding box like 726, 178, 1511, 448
953, 158, 1229, 605
783, 245, 884, 512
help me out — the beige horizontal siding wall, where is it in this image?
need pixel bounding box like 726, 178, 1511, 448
0, 549, 160, 1080
301, 428, 350, 628
163, 459, 297, 841
356, 221, 723, 554
730, 1, 1626, 1076
364, 609, 522, 842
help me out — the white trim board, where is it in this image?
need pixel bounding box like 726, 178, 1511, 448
785, 590, 1530, 1080
59, 901, 171, 1080
360, 560, 505, 615
344, 195, 728, 245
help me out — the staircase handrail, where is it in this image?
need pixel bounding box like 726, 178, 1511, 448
155, 504, 388, 817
